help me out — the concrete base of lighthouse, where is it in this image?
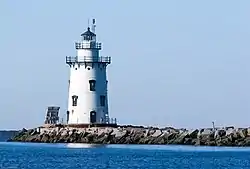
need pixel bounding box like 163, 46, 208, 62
65, 123, 118, 128
43, 123, 117, 129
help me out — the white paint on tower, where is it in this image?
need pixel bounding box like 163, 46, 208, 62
66, 20, 111, 124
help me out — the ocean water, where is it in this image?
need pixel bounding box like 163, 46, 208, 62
1, 143, 250, 169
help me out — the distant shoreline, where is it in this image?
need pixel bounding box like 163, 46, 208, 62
0, 130, 19, 142
7, 125, 250, 147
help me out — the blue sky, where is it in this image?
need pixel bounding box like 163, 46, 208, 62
0, 0, 249, 130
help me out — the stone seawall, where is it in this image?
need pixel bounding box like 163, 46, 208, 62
8, 126, 250, 146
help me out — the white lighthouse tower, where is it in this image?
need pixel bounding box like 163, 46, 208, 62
66, 19, 111, 125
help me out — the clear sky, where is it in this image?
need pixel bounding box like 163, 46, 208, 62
0, 0, 249, 130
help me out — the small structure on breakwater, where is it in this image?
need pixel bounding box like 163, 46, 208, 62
44, 106, 60, 126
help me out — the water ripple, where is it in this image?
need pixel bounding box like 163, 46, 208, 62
1, 142, 250, 168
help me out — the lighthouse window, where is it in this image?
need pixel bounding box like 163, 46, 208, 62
89, 80, 96, 91
100, 95, 106, 106
72, 95, 78, 106
66, 111, 70, 123
84, 35, 92, 41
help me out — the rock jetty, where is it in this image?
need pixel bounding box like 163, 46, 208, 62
8, 125, 250, 146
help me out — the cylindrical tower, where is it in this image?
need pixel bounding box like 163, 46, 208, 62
66, 23, 111, 124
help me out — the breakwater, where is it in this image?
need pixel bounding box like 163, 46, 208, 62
8, 125, 250, 146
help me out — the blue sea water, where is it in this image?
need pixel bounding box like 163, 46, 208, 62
1, 142, 250, 169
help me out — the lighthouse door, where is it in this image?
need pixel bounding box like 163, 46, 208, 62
90, 111, 97, 123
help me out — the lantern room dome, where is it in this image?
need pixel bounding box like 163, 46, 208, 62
81, 27, 96, 37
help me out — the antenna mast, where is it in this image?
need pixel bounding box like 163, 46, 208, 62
91, 19, 96, 33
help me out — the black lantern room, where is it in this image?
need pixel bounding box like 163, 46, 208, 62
81, 27, 96, 41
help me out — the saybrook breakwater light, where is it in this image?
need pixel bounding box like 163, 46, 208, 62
65, 19, 116, 126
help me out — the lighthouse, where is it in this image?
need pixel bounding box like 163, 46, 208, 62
66, 19, 111, 125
